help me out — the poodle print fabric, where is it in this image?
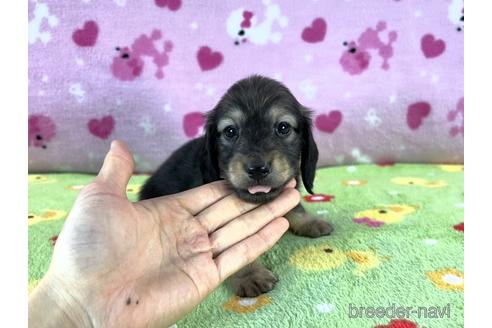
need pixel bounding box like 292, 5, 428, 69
28, 0, 464, 173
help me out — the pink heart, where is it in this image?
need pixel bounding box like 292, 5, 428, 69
72, 20, 99, 47
407, 102, 431, 130
315, 111, 342, 133
154, 0, 181, 11
183, 112, 205, 137
421, 34, 446, 58
197, 46, 223, 71
302, 18, 327, 43
88, 116, 115, 139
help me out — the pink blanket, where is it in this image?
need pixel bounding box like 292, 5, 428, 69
28, 0, 464, 172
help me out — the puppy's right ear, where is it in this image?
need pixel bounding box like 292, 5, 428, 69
300, 107, 319, 194
200, 112, 221, 183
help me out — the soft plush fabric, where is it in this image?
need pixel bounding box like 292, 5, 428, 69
28, 164, 464, 327
28, 0, 464, 173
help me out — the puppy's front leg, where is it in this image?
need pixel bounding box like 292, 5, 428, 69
286, 204, 333, 238
230, 261, 278, 297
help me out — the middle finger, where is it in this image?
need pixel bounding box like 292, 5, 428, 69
209, 188, 300, 256
196, 179, 296, 233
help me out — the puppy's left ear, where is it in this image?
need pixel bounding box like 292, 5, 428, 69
300, 107, 319, 194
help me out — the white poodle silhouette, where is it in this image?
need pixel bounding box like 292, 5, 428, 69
28, 2, 59, 45
226, 0, 288, 46
448, 0, 464, 31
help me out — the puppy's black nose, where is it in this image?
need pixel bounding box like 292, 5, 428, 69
246, 163, 270, 180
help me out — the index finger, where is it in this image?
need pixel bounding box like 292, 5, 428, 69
172, 180, 232, 215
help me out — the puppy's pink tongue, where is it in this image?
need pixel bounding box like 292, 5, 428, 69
248, 185, 272, 194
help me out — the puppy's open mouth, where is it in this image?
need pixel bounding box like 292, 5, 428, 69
247, 185, 272, 194
235, 184, 283, 203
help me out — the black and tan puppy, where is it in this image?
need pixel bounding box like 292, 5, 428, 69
140, 75, 333, 297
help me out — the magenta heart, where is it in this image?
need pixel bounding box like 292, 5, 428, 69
407, 102, 431, 130
183, 112, 205, 137
197, 46, 223, 71
72, 20, 99, 47
315, 110, 342, 133
302, 18, 327, 43
88, 116, 115, 139
154, 0, 181, 11
421, 34, 446, 58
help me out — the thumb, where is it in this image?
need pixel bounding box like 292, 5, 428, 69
96, 140, 134, 196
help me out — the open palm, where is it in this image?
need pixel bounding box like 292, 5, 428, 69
32, 141, 299, 328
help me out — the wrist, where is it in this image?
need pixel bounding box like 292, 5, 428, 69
29, 273, 94, 328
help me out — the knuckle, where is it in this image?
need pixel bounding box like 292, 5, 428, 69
210, 232, 222, 253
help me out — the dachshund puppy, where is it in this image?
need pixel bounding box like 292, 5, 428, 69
140, 75, 333, 297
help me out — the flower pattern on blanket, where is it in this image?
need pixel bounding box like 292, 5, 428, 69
353, 204, 417, 227
223, 295, 271, 313
28, 209, 67, 226
391, 177, 448, 188
28, 175, 57, 184
289, 243, 387, 276
28, 164, 464, 326
427, 268, 464, 291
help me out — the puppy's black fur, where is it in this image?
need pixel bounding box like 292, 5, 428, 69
140, 75, 333, 297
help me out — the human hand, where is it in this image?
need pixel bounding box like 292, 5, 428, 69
28, 140, 300, 328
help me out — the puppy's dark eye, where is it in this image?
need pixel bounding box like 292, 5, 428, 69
223, 125, 238, 139
276, 122, 291, 136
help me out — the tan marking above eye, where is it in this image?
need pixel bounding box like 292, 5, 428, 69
269, 107, 298, 128
217, 108, 244, 132
277, 115, 298, 129
217, 118, 237, 132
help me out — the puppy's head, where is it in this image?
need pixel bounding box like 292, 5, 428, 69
202, 75, 318, 203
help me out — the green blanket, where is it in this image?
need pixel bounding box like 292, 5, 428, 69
28, 164, 464, 327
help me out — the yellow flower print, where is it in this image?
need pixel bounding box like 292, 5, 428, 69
126, 184, 142, 195
290, 243, 347, 271
289, 243, 386, 276
346, 250, 386, 276
28, 209, 67, 226
342, 179, 368, 187
223, 295, 271, 313
427, 268, 464, 291
28, 175, 56, 184
391, 177, 447, 188
66, 184, 86, 191
439, 165, 464, 172
354, 204, 416, 226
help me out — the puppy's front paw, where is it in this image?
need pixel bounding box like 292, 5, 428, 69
294, 218, 333, 238
233, 267, 278, 297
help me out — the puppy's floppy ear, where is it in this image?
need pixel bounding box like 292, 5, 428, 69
300, 107, 319, 194
200, 111, 221, 183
